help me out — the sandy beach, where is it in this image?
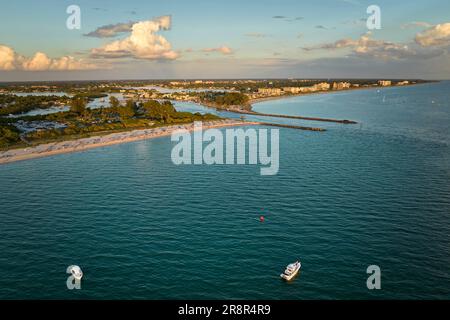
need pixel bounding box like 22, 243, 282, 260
0, 120, 260, 165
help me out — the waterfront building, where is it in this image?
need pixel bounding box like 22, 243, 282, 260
258, 88, 283, 96
332, 82, 351, 90
313, 82, 331, 91
283, 87, 302, 94
378, 80, 392, 87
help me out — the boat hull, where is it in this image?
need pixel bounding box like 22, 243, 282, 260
280, 262, 301, 281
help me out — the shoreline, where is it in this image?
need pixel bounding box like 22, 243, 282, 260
248, 82, 430, 108
0, 82, 433, 165
0, 120, 260, 165
181, 82, 431, 116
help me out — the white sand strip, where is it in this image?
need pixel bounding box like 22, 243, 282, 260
0, 120, 261, 165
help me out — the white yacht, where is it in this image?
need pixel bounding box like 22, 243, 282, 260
280, 261, 301, 281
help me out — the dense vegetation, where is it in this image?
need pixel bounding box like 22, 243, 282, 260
0, 97, 219, 149
199, 92, 249, 107
0, 125, 20, 149
73, 92, 108, 100
0, 94, 70, 116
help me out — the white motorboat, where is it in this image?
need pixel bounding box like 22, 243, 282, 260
280, 261, 301, 281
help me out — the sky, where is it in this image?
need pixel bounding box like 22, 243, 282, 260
1, 0, 450, 81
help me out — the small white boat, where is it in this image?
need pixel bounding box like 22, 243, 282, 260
280, 261, 301, 281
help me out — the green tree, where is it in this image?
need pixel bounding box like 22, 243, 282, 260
125, 99, 139, 116
142, 100, 176, 122
109, 96, 120, 108
0, 125, 21, 148
142, 100, 161, 114
117, 105, 135, 120
70, 97, 87, 115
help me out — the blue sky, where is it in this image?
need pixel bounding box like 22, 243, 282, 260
1, 0, 450, 80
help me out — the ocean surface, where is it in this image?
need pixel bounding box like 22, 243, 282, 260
0, 82, 449, 299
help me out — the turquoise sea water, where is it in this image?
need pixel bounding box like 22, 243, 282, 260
0, 82, 449, 299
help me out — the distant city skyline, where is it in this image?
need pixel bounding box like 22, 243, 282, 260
1, 0, 450, 81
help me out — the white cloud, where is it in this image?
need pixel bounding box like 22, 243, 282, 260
0, 45, 17, 70
401, 21, 432, 29
0, 45, 98, 71
22, 52, 52, 71
304, 33, 391, 51
302, 32, 445, 60
49, 55, 99, 70
202, 46, 234, 55
415, 23, 450, 47
84, 21, 135, 38
91, 16, 178, 60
